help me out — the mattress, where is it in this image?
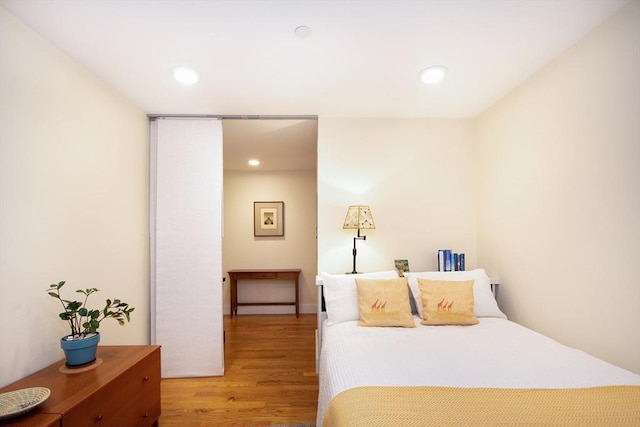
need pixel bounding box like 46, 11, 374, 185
317, 316, 640, 426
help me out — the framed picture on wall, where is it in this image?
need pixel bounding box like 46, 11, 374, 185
254, 201, 284, 237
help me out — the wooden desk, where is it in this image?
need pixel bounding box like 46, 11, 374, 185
0, 346, 160, 427
228, 269, 301, 318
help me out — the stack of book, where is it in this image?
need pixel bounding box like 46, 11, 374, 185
437, 249, 465, 272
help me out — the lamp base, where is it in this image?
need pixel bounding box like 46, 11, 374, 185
346, 271, 360, 275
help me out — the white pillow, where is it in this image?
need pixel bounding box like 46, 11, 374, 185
321, 270, 399, 325
404, 269, 506, 319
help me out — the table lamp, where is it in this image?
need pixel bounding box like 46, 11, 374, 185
343, 205, 375, 274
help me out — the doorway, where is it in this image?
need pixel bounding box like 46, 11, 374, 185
221, 118, 318, 322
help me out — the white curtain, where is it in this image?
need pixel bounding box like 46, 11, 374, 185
150, 117, 224, 377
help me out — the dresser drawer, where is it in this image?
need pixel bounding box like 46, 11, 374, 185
4, 413, 61, 427
63, 348, 161, 426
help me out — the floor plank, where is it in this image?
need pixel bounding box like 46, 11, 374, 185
160, 314, 318, 426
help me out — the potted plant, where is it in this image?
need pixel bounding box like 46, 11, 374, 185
46, 280, 135, 367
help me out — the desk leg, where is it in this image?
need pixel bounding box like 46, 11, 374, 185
230, 278, 237, 319
295, 276, 299, 318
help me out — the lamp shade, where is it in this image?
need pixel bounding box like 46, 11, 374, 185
343, 205, 375, 230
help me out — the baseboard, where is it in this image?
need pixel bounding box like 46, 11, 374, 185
224, 303, 317, 316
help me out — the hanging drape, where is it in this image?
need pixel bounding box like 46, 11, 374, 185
150, 117, 224, 377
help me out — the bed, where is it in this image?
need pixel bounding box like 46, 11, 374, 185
316, 269, 640, 426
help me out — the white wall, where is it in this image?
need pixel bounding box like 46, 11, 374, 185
317, 118, 477, 275
0, 7, 149, 387
476, 1, 640, 373
223, 170, 317, 314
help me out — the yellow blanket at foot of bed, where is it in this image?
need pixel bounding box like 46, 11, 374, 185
323, 385, 640, 427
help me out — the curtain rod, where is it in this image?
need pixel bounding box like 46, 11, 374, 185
147, 114, 317, 120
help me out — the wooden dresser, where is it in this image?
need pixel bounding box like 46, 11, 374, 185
0, 346, 161, 427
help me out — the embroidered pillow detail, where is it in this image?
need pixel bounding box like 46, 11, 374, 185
355, 277, 415, 328
418, 278, 479, 326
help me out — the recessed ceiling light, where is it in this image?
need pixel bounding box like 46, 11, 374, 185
248, 159, 260, 166
172, 66, 199, 85
295, 26, 312, 38
419, 65, 448, 84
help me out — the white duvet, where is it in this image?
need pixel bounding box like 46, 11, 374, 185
317, 316, 640, 426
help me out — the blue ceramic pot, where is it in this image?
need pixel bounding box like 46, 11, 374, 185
60, 332, 100, 367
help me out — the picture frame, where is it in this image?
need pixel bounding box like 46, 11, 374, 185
394, 259, 410, 277
254, 201, 284, 237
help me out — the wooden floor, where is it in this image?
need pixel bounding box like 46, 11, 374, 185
159, 314, 319, 426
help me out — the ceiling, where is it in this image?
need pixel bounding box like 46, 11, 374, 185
222, 118, 317, 171
1, 0, 628, 170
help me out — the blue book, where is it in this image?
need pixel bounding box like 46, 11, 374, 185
444, 249, 452, 271
459, 253, 465, 271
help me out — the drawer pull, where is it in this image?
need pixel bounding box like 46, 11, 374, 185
143, 412, 150, 418
143, 375, 150, 382
95, 414, 104, 421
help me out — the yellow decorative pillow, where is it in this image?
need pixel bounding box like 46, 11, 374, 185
418, 278, 479, 326
355, 277, 415, 327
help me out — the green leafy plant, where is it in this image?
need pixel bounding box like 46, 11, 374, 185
46, 280, 135, 339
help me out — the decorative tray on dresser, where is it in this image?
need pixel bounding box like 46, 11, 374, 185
0, 345, 161, 427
